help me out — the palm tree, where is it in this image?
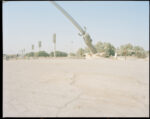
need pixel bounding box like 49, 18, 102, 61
38, 41, 42, 51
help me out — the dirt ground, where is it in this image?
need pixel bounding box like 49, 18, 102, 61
3, 57, 149, 117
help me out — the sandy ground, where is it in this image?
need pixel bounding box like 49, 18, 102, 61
3, 57, 149, 117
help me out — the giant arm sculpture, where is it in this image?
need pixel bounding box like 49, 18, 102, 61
50, 1, 97, 54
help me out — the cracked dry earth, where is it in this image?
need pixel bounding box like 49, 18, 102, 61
3, 58, 149, 117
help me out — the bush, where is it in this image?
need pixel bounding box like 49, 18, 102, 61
118, 45, 147, 58
76, 48, 85, 57
146, 50, 149, 57
103, 42, 115, 57
25, 52, 34, 57
136, 51, 146, 58
50, 51, 68, 57
69, 52, 76, 56
133, 46, 146, 58
95, 41, 104, 53
94, 41, 115, 57
119, 43, 133, 56
8, 54, 17, 58
84, 47, 91, 53
35, 51, 49, 57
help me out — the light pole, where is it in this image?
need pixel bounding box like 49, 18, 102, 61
53, 33, 56, 58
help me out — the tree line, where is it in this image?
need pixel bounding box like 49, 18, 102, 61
4, 41, 148, 59
76, 42, 148, 58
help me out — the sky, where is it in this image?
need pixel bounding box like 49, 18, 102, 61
3, 1, 149, 54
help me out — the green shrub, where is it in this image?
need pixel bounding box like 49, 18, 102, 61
118, 45, 147, 58
95, 41, 105, 53
84, 47, 91, 53
35, 51, 49, 57
69, 52, 76, 56
25, 52, 34, 57
103, 42, 115, 57
94, 41, 115, 57
76, 48, 85, 57
50, 51, 68, 57
119, 43, 134, 56
133, 46, 146, 58
136, 51, 146, 58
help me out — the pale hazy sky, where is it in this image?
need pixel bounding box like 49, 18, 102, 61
3, 1, 149, 54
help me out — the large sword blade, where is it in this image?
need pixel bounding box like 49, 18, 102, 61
50, 1, 85, 35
